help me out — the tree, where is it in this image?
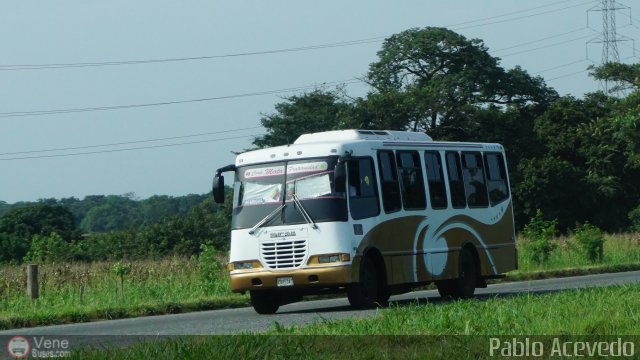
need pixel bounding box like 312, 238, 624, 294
0, 204, 77, 241
589, 62, 640, 93
0, 204, 78, 263
363, 27, 556, 131
513, 92, 640, 232
79, 195, 142, 232
252, 88, 356, 149
0, 232, 29, 263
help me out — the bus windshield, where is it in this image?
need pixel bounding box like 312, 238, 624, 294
231, 157, 347, 230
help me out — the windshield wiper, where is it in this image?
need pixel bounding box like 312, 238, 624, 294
248, 203, 286, 235
291, 193, 318, 229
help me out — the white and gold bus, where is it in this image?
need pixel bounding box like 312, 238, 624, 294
212, 130, 517, 314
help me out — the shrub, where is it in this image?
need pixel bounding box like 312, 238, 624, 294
629, 206, 640, 232
199, 243, 225, 293
522, 209, 558, 264
574, 223, 605, 262
112, 262, 132, 298
25, 232, 75, 263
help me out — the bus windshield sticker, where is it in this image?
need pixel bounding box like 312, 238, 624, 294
244, 166, 285, 179
287, 162, 328, 175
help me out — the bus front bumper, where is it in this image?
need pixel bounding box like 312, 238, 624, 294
230, 265, 353, 293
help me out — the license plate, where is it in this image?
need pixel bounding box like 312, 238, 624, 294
277, 277, 294, 287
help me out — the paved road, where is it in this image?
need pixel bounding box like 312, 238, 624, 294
1, 271, 638, 337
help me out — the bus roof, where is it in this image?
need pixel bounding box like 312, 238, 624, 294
235, 130, 503, 166
294, 129, 433, 144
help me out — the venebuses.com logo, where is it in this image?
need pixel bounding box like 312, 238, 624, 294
6, 336, 30, 358
5, 335, 71, 358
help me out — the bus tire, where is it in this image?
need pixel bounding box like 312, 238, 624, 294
435, 279, 456, 298
436, 247, 477, 299
347, 254, 389, 309
457, 247, 478, 298
250, 290, 280, 314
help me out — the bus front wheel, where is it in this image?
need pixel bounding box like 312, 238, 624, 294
250, 290, 280, 314
347, 255, 389, 309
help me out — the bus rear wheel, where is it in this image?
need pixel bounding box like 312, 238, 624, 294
436, 247, 477, 299
347, 255, 389, 309
250, 290, 280, 314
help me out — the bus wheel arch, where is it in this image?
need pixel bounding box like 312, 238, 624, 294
347, 246, 390, 308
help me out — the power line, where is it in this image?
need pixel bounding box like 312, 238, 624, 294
0, 28, 599, 121
0, 27, 602, 120
0, 79, 363, 118
491, 27, 588, 53
0, 58, 601, 157
452, 0, 597, 31
547, 69, 589, 80
533, 59, 590, 74
0, 0, 595, 72
0, 27, 605, 119
445, 0, 582, 28
498, 33, 596, 57
0, 134, 263, 161
0, 39, 384, 71
545, 53, 637, 81
0, 126, 262, 156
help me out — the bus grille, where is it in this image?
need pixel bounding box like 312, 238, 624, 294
260, 240, 307, 269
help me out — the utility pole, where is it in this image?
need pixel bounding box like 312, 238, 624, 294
587, 0, 633, 94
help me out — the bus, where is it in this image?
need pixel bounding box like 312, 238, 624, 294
212, 129, 517, 314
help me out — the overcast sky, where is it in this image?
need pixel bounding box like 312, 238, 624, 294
1, 0, 638, 203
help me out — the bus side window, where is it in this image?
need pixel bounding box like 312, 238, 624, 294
445, 152, 467, 209
396, 151, 426, 210
462, 152, 489, 208
424, 151, 448, 209
377, 150, 402, 213
348, 158, 380, 220
484, 153, 510, 206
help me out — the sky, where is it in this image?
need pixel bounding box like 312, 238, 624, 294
1, 0, 638, 203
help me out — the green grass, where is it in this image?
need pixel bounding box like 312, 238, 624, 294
286, 285, 640, 335
1, 232, 639, 330
515, 232, 640, 274
71, 283, 640, 359
0, 258, 249, 329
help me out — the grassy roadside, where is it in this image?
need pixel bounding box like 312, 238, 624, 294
0, 258, 249, 330
1, 233, 639, 330
71, 283, 640, 359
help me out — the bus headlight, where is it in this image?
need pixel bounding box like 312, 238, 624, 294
309, 253, 351, 265
228, 260, 263, 271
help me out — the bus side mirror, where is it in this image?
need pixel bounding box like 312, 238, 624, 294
212, 175, 225, 204
334, 162, 346, 193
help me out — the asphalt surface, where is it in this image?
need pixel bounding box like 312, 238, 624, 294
1, 270, 638, 337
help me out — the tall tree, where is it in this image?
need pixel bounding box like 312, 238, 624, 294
362, 27, 556, 131
252, 88, 356, 148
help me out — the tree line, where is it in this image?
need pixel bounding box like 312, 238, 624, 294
0, 193, 231, 263
0, 193, 209, 233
